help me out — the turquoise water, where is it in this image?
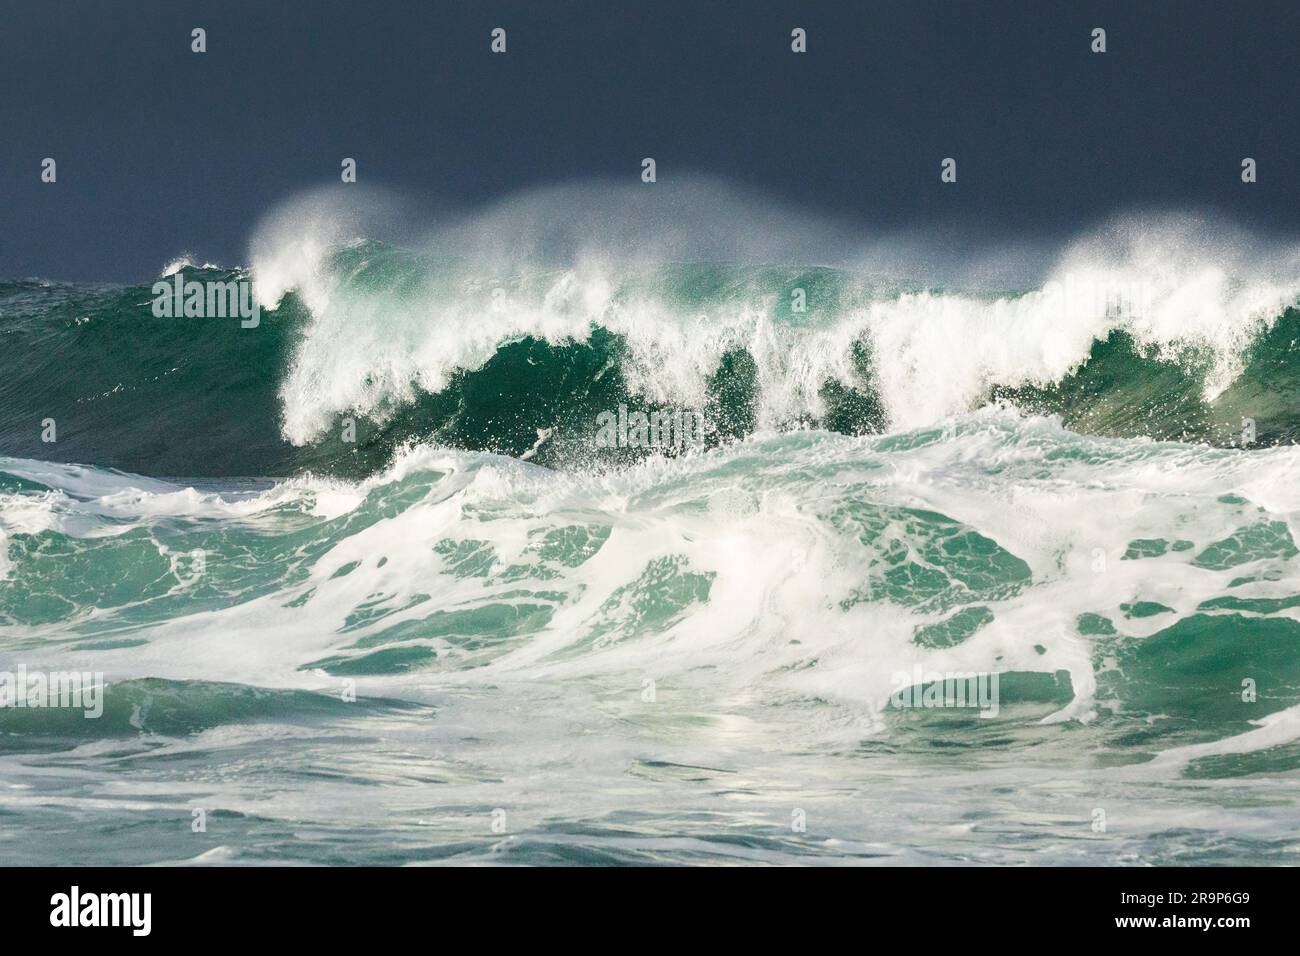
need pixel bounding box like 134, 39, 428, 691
2, 231, 1300, 865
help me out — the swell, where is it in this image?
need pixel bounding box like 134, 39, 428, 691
0, 272, 304, 476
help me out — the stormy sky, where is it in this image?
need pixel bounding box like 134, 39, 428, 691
1, 0, 1297, 280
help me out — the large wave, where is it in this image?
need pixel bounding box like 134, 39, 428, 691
2, 184, 1299, 479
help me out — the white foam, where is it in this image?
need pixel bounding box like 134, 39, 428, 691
0, 456, 366, 539
247, 189, 1300, 446
12, 412, 1298, 765
160, 255, 223, 277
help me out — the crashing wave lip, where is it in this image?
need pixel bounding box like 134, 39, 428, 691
239, 190, 1300, 456
160, 256, 225, 277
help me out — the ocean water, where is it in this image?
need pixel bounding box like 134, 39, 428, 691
2, 207, 1300, 865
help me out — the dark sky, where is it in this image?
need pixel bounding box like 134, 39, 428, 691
1, 0, 1297, 280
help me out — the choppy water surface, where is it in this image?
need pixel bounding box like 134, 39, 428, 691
3, 415, 1299, 864
3, 207, 1300, 864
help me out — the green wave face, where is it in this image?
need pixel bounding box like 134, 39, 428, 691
994, 313, 1300, 447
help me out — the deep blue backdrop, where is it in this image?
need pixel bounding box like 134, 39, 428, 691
1, 0, 1297, 279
